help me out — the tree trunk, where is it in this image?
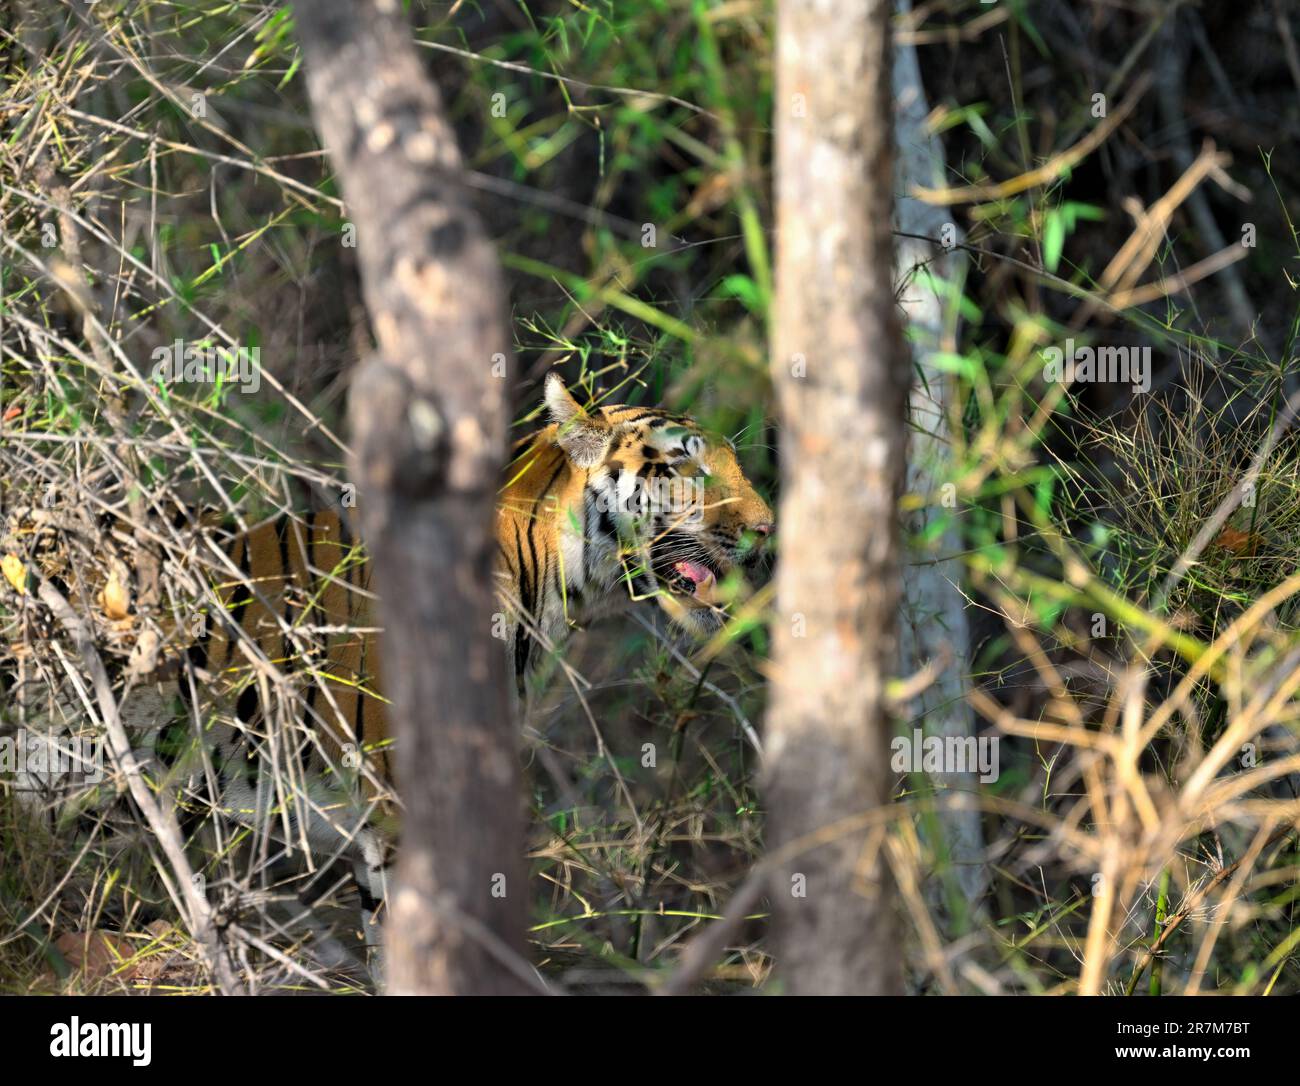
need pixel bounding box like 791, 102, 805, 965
894, 0, 987, 911
765, 0, 907, 994
292, 0, 528, 994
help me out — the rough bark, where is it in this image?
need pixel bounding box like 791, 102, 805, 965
292, 0, 528, 994
894, 0, 987, 909
765, 0, 906, 994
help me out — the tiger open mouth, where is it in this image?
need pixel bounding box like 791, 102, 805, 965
653, 536, 730, 607
669, 558, 720, 603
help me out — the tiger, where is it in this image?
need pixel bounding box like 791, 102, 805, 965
499, 372, 774, 670
3, 372, 773, 979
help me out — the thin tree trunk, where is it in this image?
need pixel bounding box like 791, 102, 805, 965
292, 0, 528, 994
894, 0, 987, 910
765, 0, 907, 995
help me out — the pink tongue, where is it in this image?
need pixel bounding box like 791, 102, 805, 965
674, 560, 708, 583
674, 560, 716, 602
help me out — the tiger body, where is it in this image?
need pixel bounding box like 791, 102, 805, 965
4, 375, 773, 973
202, 372, 772, 752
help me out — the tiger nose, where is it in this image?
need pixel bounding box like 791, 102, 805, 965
753, 522, 773, 537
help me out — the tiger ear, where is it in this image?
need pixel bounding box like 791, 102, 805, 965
544, 372, 611, 468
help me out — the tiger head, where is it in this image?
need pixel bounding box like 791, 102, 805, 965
543, 372, 773, 636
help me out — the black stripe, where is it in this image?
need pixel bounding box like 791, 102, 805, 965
304, 664, 320, 727
307, 509, 322, 621
524, 513, 542, 628
276, 515, 292, 573
236, 684, 260, 726
355, 877, 382, 914
189, 584, 213, 672
229, 536, 252, 630
186, 636, 209, 673
350, 519, 369, 603
536, 458, 567, 505
276, 516, 293, 628
538, 544, 551, 634
354, 682, 367, 745
513, 521, 534, 619
582, 491, 595, 586
512, 521, 532, 678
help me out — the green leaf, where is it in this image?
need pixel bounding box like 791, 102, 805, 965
719, 274, 761, 314
1043, 209, 1065, 272
928, 351, 982, 381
